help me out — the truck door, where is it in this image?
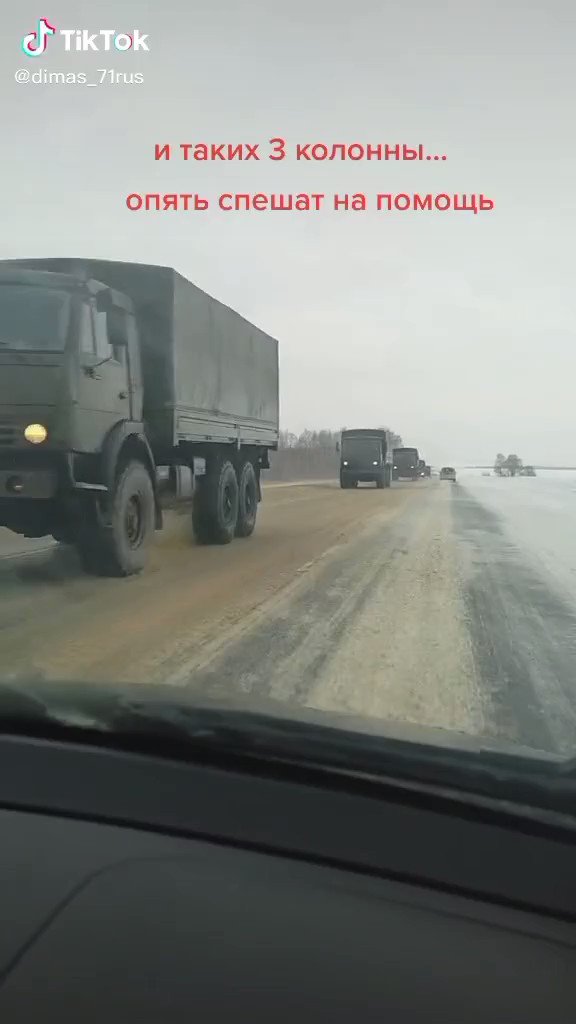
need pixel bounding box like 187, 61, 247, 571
75, 299, 132, 453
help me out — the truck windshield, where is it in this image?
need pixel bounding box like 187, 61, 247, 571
342, 438, 381, 463
0, 285, 71, 352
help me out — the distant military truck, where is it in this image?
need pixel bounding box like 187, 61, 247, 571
392, 447, 420, 481
339, 429, 391, 489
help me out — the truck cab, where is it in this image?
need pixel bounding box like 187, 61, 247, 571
339, 429, 391, 489
0, 268, 143, 540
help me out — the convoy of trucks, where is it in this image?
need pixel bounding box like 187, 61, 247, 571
338, 433, 433, 489
0, 255, 442, 578
0, 259, 279, 577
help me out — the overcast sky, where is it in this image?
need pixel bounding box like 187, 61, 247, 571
2, 0, 575, 464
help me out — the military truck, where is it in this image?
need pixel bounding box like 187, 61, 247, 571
392, 447, 420, 481
339, 429, 391, 489
0, 259, 279, 576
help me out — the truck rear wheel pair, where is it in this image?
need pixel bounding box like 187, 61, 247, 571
192, 458, 257, 546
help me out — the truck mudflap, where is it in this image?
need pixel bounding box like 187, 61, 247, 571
0, 467, 58, 500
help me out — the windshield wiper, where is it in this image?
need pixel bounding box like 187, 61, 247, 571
0, 680, 573, 820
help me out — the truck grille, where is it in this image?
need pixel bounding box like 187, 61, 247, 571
0, 422, 18, 446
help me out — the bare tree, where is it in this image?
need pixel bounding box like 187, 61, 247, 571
278, 430, 299, 449
504, 454, 523, 477
494, 453, 506, 476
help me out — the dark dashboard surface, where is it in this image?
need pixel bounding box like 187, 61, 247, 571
0, 732, 575, 1022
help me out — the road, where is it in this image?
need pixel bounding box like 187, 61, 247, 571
1, 474, 576, 756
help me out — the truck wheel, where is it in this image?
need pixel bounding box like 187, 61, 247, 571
193, 459, 239, 545
235, 461, 258, 538
384, 466, 391, 488
376, 473, 385, 489
340, 474, 357, 489
77, 461, 155, 577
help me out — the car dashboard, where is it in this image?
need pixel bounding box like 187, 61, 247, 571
0, 729, 575, 1022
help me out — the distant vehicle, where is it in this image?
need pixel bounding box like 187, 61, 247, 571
339, 429, 391, 489
482, 472, 491, 477
440, 467, 456, 482
521, 466, 537, 477
393, 447, 420, 481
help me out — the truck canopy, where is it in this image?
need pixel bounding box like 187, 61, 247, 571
393, 447, 419, 461
342, 429, 388, 440
0, 259, 279, 452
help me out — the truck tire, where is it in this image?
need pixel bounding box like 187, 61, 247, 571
77, 460, 155, 577
193, 459, 239, 545
235, 461, 258, 538
376, 471, 385, 489
340, 473, 358, 489
384, 465, 391, 488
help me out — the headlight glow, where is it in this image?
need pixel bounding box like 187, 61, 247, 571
24, 423, 47, 444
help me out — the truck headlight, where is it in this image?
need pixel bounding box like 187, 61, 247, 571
24, 423, 47, 444
343, 460, 348, 466
373, 461, 378, 466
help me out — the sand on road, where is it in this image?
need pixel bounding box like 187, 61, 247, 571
0, 481, 425, 687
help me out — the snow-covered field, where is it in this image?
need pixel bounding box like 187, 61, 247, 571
457, 469, 576, 605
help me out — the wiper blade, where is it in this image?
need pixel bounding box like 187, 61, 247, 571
0, 680, 573, 819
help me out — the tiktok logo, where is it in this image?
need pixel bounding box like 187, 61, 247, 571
21, 18, 56, 57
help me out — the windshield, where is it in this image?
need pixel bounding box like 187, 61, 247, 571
342, 438, 382, 462
0, 285, 71, 352
1, 2, 575, 817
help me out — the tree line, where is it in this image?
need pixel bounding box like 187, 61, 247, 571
493, 453, 532, 477
279, 427, 403, 450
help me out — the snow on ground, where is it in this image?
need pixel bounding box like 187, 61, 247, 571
456, 470, 576, 606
